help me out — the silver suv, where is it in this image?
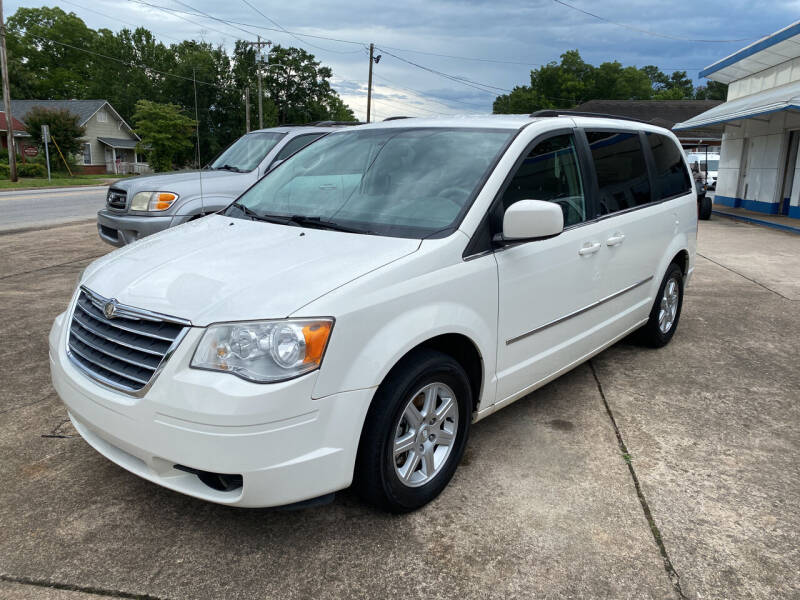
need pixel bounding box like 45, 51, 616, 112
97, 123, 355, 246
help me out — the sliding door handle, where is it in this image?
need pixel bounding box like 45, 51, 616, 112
578, 241, 601, 256
606, 233, 626, 246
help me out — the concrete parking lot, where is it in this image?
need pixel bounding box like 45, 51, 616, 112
0, 216, 798, 599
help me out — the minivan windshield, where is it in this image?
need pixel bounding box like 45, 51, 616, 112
210, 132, 286, 172
226, 127, 513, 237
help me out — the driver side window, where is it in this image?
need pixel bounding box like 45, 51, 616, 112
502, 133, 586, 227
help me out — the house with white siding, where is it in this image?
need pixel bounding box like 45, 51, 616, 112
11, 99, 149, 175
675, 21, 800, 220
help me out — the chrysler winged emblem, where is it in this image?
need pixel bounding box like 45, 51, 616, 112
103, 299, 119, 319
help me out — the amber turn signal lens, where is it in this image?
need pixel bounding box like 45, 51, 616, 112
152, 193, 177, 211
302, 322, 332, 364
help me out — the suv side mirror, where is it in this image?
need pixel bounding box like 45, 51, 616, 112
498, 200, 564, 243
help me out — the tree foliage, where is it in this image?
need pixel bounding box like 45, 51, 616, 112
5, 6, 357, 166
23, 107, 86, 157
132, 100, 196, 172
494, 50, 728, 113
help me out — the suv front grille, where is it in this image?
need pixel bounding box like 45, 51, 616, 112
67, 288, 189, 393
107, 189, 127, 210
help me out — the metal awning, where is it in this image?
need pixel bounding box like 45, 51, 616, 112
674, 80, 800, 130
97, 137, 139, 149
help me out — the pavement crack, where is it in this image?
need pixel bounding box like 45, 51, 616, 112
589, 360, 688, 600
0, 573, 173, 599
0, 254, 105, 282
41, 418, 77, 439
697, 252, 793, 301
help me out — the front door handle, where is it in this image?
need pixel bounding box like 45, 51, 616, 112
606, 233, 625, 246
578, 241, 601, 256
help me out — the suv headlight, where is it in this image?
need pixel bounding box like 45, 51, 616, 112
131, 191, 178, 211
191, 318, 334, 383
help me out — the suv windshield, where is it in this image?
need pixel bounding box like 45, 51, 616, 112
210, 132, 286, 172
226, 127, 513, 238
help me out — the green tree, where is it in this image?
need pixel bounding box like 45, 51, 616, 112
132, 100, 196, 172
694, 81, 728, 100
23, 107, 86, 165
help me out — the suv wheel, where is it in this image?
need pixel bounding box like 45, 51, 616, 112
354, 349, 471, 512
638, 263, 684, 348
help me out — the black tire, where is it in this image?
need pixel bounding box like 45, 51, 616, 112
638, 262, 684, 348
353, 348, 472, 513
699, 195, 712, 220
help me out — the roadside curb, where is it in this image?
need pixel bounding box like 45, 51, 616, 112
0, 184, 109, 195
711, 210, 800, 235
0, 218, 95, 237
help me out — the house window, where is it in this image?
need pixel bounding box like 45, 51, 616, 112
97, 110, 108, 123
82, 143, 92, 165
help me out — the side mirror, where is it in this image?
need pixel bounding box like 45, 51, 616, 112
499, 199, 564, 243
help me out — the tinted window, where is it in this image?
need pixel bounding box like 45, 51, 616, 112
273, 133, 325, 163
586, 131, 651, 214
502, 134, 586, 226
647, 133, 691, 199
209, 132, 286, 172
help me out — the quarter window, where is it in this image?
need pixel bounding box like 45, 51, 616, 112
586, 131, 651, 214
502, 134, 586, 226
647, 133, 691, 199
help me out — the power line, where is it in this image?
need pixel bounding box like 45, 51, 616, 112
127, 0, 259, 40
370, 73, 490, 110
239, 0, 361, 55
552, 0, 754, 43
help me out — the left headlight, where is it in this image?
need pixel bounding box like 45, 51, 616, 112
131, 191, 178, 211
191, 318, 334, 383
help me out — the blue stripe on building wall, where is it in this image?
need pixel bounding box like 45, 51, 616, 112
790, 205, 800, 219
714, 195, 782, 214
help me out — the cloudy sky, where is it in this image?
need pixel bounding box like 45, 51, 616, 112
7, 0, 800, 120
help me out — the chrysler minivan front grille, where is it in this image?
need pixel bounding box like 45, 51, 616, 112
67, 288, 189, 393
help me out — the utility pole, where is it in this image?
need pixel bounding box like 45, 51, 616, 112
244, 87, 250, 133
366, 43, 381, 124
0, 0, 18, 181
247, 36, 271, 130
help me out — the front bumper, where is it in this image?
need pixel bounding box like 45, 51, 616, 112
48, 309, 374, 508
97, 210, 175, 247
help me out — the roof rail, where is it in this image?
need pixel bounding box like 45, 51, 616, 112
529, 109, 645, 123
304, 120, 364, 127
383, 116, 413, 121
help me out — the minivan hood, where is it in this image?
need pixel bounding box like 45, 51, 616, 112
82, 214, 420, 325
111, 169, 252, 196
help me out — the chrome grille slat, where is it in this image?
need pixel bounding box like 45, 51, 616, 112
67, 288, 187, 394
68, 340, 151, 386
69, 325, 161, 370
72, 310, 169, 355
75, 297, 180, 342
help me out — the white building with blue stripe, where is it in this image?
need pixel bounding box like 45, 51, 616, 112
675, 21, 800, 219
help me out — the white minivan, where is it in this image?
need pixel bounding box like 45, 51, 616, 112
49, 112, 697, 512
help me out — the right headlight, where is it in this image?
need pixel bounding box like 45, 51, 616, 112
131, 191, 178, 211
190, 318, 334, 383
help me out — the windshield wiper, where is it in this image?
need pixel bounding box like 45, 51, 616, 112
215, 164, 244, 173
230, 201, 268, 221
256, 213, 374, 234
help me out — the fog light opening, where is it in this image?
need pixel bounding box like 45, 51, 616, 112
174, 464, 243, 492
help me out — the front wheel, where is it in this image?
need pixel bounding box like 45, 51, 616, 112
638, 263, 684, 348
353, 349, 472, 512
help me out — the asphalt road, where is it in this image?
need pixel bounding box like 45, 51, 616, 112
0, 216, 798, 599
0, 186, 107, 232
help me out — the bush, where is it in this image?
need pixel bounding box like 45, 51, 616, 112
0, 163, 8, 177
18, 163, 47, 178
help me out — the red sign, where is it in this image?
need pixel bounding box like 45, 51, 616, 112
23, 146, 39, 157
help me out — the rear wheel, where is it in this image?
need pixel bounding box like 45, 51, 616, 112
638, 263, 684, 348
353, 349, 471, 513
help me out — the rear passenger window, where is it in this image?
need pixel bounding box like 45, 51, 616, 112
272, 133, 325, 164
586, 131, 651, 214
502, 134, 586, 227
647, 133, 691, 199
